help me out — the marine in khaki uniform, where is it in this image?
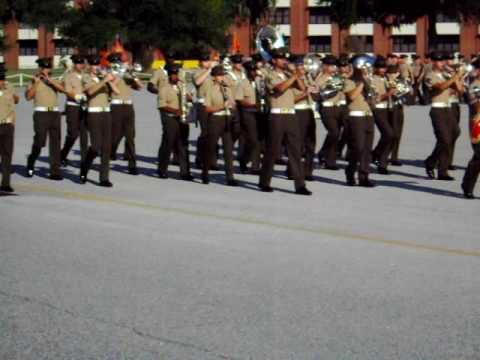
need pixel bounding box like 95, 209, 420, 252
291, 55, 316, 180
80, 55, 120, 187
444, 52, 464, 170
60, 54, 88, 166
336, 55, 352, 158
424, 51, 464, 181
157, 63, 194, 181
225, 54, 245, 149
371, 57, 396, 174
462, 58, 480, 199
411, 55, 424, 104
25, 57, 66, 180
315, 55, 343, 170
385, 65, 406, 166
108, 53, 142, 175
236, 61, 262, 174
193, 52, 214, 168
258, 48, 311, 195
342, 55, 376, 187
202, 65, 238, 186
0, 64, 19, 193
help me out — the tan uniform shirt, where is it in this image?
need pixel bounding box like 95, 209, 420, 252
205, 81, 234, 113
371, 75, 388, 106
225, 70, 246, 98
266, 70, 295, 110
159, 82, 180, 110
63, 70, 84, 104
315, 73, 342, 104
150, 68, 168, 108
343, 79, 371, 113
0, 83, 17, 125
424, 71, 451, 104
237, 78, 257, 107
111, 77, 133, 102
33, 79, 58, 108
83, 73, 110, 108
194, 68, 212, 103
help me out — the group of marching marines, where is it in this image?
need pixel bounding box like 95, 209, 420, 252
1, 48, 480, 199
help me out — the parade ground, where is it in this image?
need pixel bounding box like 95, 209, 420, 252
1, 91, 479, 359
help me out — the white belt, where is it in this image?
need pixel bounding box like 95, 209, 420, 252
294, 104, 312, 110
349, 111, 371, 117
270, 108, 296, 114
375, 102, 388, 109
337, 100, 347, 106
196, 98, 205, 104
449, 99, 459, 105
163, 112, 179, 118
35, 106, 59, 112
0, 117, 13, 125
66, 101, 81, 107
213, 110, 231, 116
322, 101, 336, 107
431, 102, 450, 108
88, 107, 111, 113
111, 99, 133, 105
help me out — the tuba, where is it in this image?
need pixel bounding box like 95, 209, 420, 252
390, 77, 413, 105
255, 25, 286, 62
319, 75, 345, 100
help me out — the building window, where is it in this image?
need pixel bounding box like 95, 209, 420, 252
436, 13, 458, 23
309, 7, 331, 24
309, 36, 331, 53
356, 16, 373, 24
54, 40, 75, 56
392, 36, 416, 53
345, 35, 373, 53
430, 35, 459, 52
19, 40, 38, 56
270, 8, 290, 25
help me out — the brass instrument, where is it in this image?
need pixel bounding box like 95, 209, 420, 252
389, 77, 413, 105
255, 75, 268, 113
255, 25, 286, 62
319, 74, 345, 100
351, 54, 376, 101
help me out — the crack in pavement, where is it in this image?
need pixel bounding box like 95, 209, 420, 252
0, 289, 239, 360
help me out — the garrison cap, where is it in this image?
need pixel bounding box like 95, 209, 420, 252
36, 57, 53, 69
271, 47, 289, 59
165, 63, 181, 75
322, 55, 338, 66
230, 54, 243, 64
430, 51, 445, 61
71, 54, 85, 64
374, 56, 387, 68
107, 52, 122, 64
211, 65, 226, 76
242, 60, 257, 72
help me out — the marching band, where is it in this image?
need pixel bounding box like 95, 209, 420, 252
1, 42, 480, 199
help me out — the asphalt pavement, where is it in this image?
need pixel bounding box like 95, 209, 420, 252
0, 91, 479, 359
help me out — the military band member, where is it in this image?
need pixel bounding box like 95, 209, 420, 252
80, 55, 120, 187
60, 54, 88, 166
386, 65, 406, 166
315, 55, 342, 170
202, 65, 238, 186
108, 53, 142, 175
258, 48, 311, 195
336, 55, 351, 158
371, 57, 395, 174
343, 56, 376, 187
291, 55, 316, 180
193, 52, 214, 168
0, 64, 19, 192
236, 61, 262, 174
445, 52, 464, 170
412, 55, 424, 104
462, 58, 480, 199
225, 54, 245, 152
25, 57, 65, 180
424, 51, 463, 181
157, 63, 194, 181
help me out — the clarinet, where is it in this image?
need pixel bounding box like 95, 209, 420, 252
220, 82, 231, 117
